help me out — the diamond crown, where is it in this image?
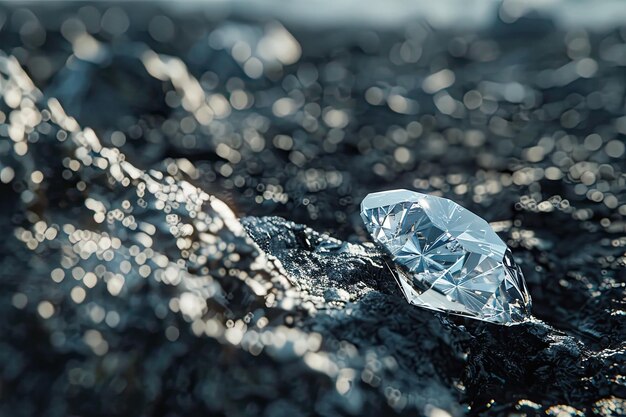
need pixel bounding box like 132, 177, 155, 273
361, 189, 532, 325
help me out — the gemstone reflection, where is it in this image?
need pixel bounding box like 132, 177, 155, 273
361, 189, 531, 325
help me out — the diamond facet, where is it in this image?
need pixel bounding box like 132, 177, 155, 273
361, 189, 531, 325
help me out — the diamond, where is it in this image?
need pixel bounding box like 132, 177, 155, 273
361, 189, 531, 325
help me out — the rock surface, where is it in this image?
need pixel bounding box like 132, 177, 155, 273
0, 3, 625, 417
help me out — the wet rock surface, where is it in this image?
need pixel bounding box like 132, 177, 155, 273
0, 2, 625, 417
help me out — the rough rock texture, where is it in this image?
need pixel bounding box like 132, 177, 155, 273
0, 2, 625, 417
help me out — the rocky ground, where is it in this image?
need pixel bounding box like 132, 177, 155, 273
0, 2, 625, 416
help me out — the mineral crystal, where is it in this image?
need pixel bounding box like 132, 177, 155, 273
361, 189, 531, 325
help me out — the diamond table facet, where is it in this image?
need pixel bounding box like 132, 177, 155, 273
361, 189, 531, 325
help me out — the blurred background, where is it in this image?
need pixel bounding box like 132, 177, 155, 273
0, 1, 625, 416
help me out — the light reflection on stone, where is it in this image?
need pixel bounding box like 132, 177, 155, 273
361, 189, 532, 325
0, 4, 625, 416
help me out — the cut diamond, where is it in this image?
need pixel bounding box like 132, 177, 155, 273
361, 189, 531, 325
